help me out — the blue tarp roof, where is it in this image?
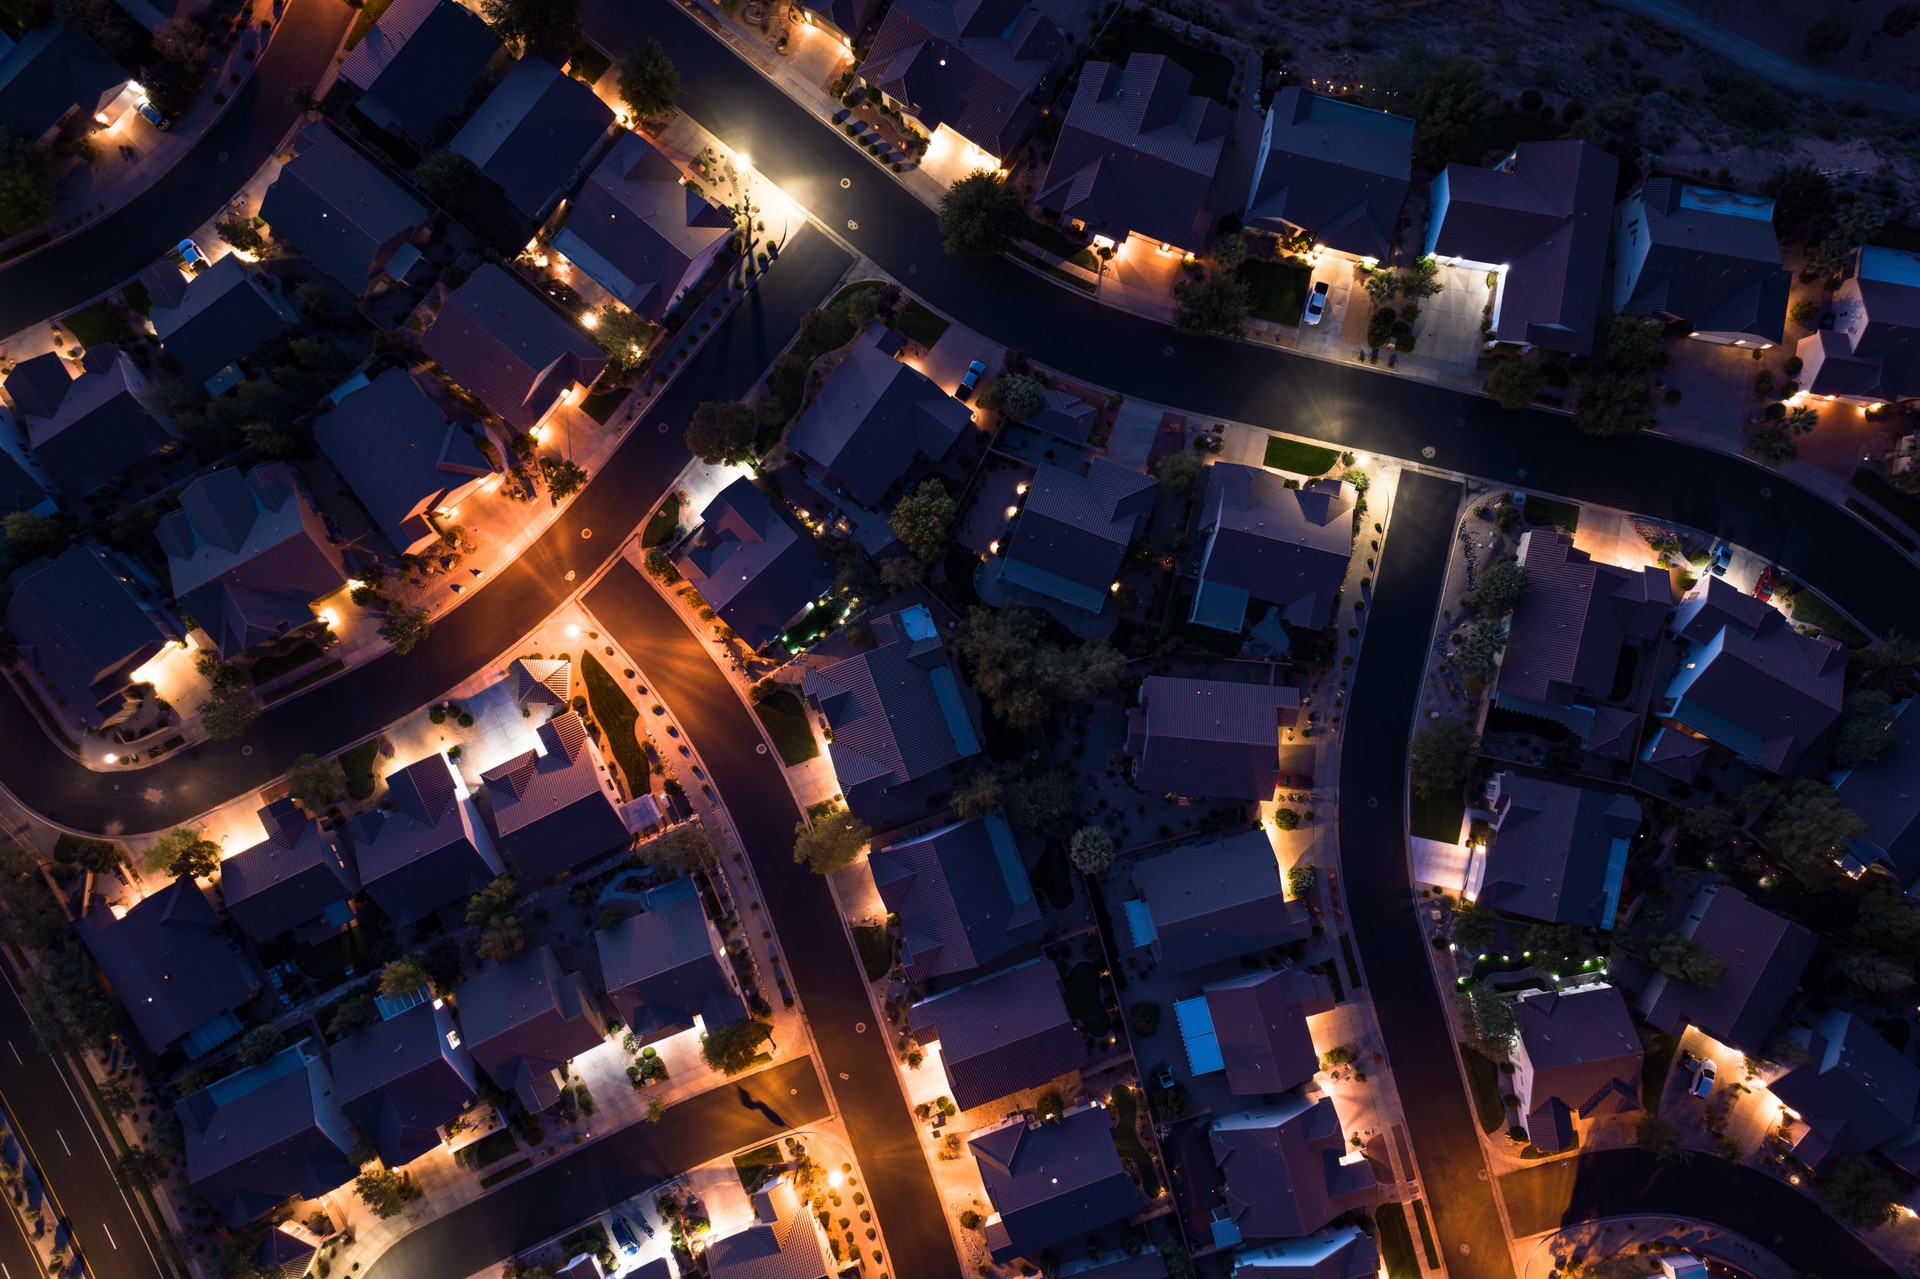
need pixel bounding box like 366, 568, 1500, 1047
1175, 994, 1222, 1075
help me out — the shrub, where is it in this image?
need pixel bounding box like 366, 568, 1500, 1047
1129, 1002, 1161, 1035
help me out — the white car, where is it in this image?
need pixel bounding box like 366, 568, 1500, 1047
1302, 280, 1329, 325
1691, 1060, 1716, 1099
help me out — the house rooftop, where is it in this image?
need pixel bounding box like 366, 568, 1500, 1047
1000, 457, 1157, 614
1618, 177, 1791, 344
596, 877, 747, 1043
151, 254, 300, 387
1474, 773, 1640, 929
1127, 675, 1299, 801
453, 944, 604, 1111
450, 55, 612, 219
786, 325, 972, 507
1245, 87, 1414, 260
1209, 1095, 1376, 1242
480, 710, 629, 883
855, 0, 1065, 160
218, 797, 358, 943
260, 123, 429, 293
420, 262, 606, 433
178, 1047, 355, 1225
870, 812, 1042, 981
348, 752, 497, 926
1191, 466, 1354, 633
339, 0, 501, 143
1640, 884, 1816, 1054
1773, 1009, 1920, 1169
1834, 698, 1920, 885
328, 997, 476, 1167
1127, 829, 1309, 972
1178, 966, 1334, 1096
4, 543, 172, 723
75, 878, 257, 1057
909, 958, 1087, 1110
674, 477, 832, 651
971, 1106, 1140, 1262
314, 367, 491, 554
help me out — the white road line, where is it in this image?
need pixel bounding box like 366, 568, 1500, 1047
101, 1223, 115, 1249
4, 1042, 16, 1066
55, 1131, 68, 1156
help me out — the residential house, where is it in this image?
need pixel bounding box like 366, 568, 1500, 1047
480, 710, 630, 884
1174, 966, 1334, 1097
869, 812, 1042, 982
349, 752, 502, 926
338, 0, 503, 146
1243, 87, 1414, 262
1832, 698, 1920, 886
0, 446, 52, 516
330, 997, 478, 1167
1061, 1256, 1168, 1279
908, 958, 1088, 1110
178, 1044, 357, 1225
4, 544, 175, 729
1035, 54, 1227, 254
1013, 386, 1098, 445
0, 22, 138, 144
3, 349, 180, 498
259, 123, 431, 294
1653, 575, 1845, 773
1126, 675, 1302, 801
257, 1226, 320, 1279
674, 477, 832, 651
596, 877, 747, 1046
75, 877, 259, 1057
1230, 1228, 1381, 1279
1208, 1095, 1375, 1246
705, 1176, 832, 1279
1189, 465, 1355, 633
219, 798, 358, 944
450, 56, 614, 222
421, 263, 606, 433
793, 0, 878, 44
1493, 526, 1672, 756
802, 604, 982, 827
971, 1105, 1142, 1263
157, 463, 347, 659
786, 325, 973, 507
557, 1255, 608, 1279
855, 0, 1066, 164
1126, 830, 1311, 973
1798, 246, 1920, 406
1613, 178, 1792, 348
508, 656, 571, 710
137, 258, 191, 311
550, 132, 734, 322
1639, 884, 1816, 1054
999, 457, 1156, 614
314, 367, 495, 556
1771, 1009, 1920, 1171
1423, 141, 1619, 355
151, 254, 301, 392
453, 944, 604, 1111
1510, 983, 1642, 1154
1466, 773, 1641, 929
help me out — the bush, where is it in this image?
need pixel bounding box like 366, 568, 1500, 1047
1273, 807, 1301, 831
1129, 1002, 1161, 1035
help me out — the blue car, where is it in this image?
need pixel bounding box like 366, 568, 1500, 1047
137, 100, 167, 128
955, 359, 987, 402
175, 237, 207, 268
611, 1217, 640, 1255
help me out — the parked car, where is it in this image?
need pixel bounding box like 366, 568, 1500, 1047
1302, 280, 1330, 325
956, 359, 987, 402
1754, 566, 1779, 602
1710, 543, 1732, 576
175, 237, 207, 268
136, 100, 168, 129
611, 1217, 641, 1255
1691, 1060, 1716, 1099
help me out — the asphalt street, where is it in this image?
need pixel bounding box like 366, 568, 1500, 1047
363, 1056, 830, 1279
0, 0, 351, 331
0, 956, 169, 1279
584, 560, 964, 1279
0, 1195, 40, 1279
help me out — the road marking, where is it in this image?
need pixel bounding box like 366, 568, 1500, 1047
5, 1042, 16, 1065
101, 1223, 115, 1249
55, 1131, 69, 1156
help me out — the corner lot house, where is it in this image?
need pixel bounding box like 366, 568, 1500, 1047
596, 876, 748, 1045
1466, 772, 1641, 929
1243, 87, 1413, 263
423, 263, 606, 433
0, 22, 137, 144
1231, 1228, 1379, 1279
338, 0, 503, 146
178, 1045, 357, 1224
1126, 675, 1301, 801
909, 958, 1088, 1110
219, 798, 358, 944
705, 1177, 832, 1279
331, 997, 477, 1167
76, 878, 260, 1057
786, 325, 972, 507
1613, 178, 1792, 348
1035, 54, 1227, 254
870, 812, 1042, 981
349, 752, 503, 926
260, 123, 431, 294
5, 544, 175, 729
674, 477, 832, 651
151, 255, 301, 392
1207, 1095, 1375, 1246
1640, 884, 1816, 1054
971, 1105, 1141, 1263
1511, 983, 1642, 1153
1190, 466, 1355, 632
1771, 1009, 1920, 1171
3, 349, 179, 498
1175, 966, 1333, 1097
1424, 141, 1618, 355
480, 711, 630, 884
454, 944, 604, 1111
1797, 245, 1920, 406
450, 56, 613, 222
1127, 830, 1310, 972
999, 457, 1156, 615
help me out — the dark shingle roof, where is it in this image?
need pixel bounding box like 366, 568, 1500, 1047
1639, 884, 1816, 1053
796, 0, 879, 38
675, 478, 832, 651
480, 711, 629, 883
971, 1107, 1140, 1263
705, 1178, 832, 1279
1128, 829, 1310, 971
1001, 458, 1156, 614
450, 56, 613, 219
421, 263, 607, 432
179, 1048, 357, 1225
1245, 87, 1414, 260
75, 879, 257, 1055
596, 877, 747, 1043
0, 446, 48, 515
786, 325, 972, 506
340, 0, 501, 143
1513, 984, 1642, 1129
1834, 698, 1920, 884
1191, 466, 1354, 631
3, 351, 72, 419
1202, 967, 1334, 1096
509, 657, 572, 707
5, 544, 170, 723
22, 353, 177, 497
261, 123, 429, 293
314, 367, 491, 554
870, 812, 1042, 981
1772, 1009, 1920, 1168
219, 798, 358, 943
1209, 1095, 1376, 1240
1806, 246, 1920, 402
151, 255, 300, 386
1475, 773, 1640, 928
1229, 1229, 1381, 1279
0, 22, 128, 142
1615, 178, 1791, 344
1128, 676, 1299, 802
856, 0, 1065, 159
454, 944, 604, 1111
331, 998, 477, 1166
910, 959, 1088, 1110
349, 753, 498, 925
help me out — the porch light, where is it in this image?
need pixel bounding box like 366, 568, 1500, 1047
582, 312, 599, 329
1004, 505, 1018, 519
1109, 582, 1120, 593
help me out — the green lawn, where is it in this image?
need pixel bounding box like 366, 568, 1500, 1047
467, 1127, 519, 1169
1102, 19, 1235, 102
53, 834, 119, 868
120, 279, 152, 314
581, 384, 627, 424
732, 1143, 782, 1193
1107, 1085, 1161, 1197
345, 0, 397, 49
762, 280, 884, 425
851, 924, 894, 981
341, 739, 381, 800
1521, 495, 1580, 532
1789, 588, 1871, 648
61, 299, 123, 347
753, 689, 818, 764
580, 651, 649, 791
1262, 435, 1341, 475
893, 300, 949, 348
1412, 1200, 1440, 1267
1007, 244, 1097, 292
1242, 257, 1312, 326
1018, 218, 1100, 269
480, 1158, 532, 1189
249, 641, 324, 686
568, 43, 612, 84
1062, 962, 1111, 1036
641, 495, 682, 548
1459, 1045, 1506, 1134
1641, 1029, 1678, 1101
1375, 1203, 1420, 1279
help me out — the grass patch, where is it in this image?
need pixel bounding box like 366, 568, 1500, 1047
1376, 1203, 1420, 1279
53, 834, 119, 867
1107, 1085, 1161, 1197
641, 494, 681, 548
249, 641, 324, 686
345, 0, 397, 48
1006, 244, 1097, 292
568, 44, 612, 84
580, 651, 648, 793
1459, 1044, 1506, 1134
1854, 466, 1920, 538
1641, 1029, 1678, 1101
1409, 786, 1465, 842
1412, 1200, 1440, 1267
733, 1142, 783, 1193
753, 689, 818, 764
893, 300, 949, 348
60, 299, 123, 347
762, 280, 884, 425
120, 279, 152, 314
851, 923, 893, 981
1261, 435, 1340, 475
1788, 587, 1871, 648
341, 739, 381, 801
1062, 962, 1111, 1037
1101, 19, 1234, 102
479, 1157, 532, 1189
581, 384, 627, 424
467, 1127, 519, 1168
1018, 217, 1100, 268
1520, 495, 1580, 532
262, 660, 346, 704
1339, 934, 1363, 988
1242, 257, 1312, 326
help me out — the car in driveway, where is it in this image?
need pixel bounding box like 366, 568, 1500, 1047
1691, 1060, 1716, 1099
956, 359, 987, 401
611, 1216, 641, 1255
1302, 280, 1329, 325
136, 100, 167, 128
175, 237, 207, 268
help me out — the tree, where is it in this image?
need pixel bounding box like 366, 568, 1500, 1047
1812, 203, 1884, 279
1574, 369, 1655, 437
1634, 1113, 1687, 1163
686, 400, 758, 465
1761, 163, 1833, 241
215, 217, 263, 254
479, 0, 580, 51
1745, 421, 1798, 466
1408, 60, 1496, 168
3, 511, 63, 563
1363, 270, 1401, 306
1451, 898, 1496, 950
951, 768, 1005, 819
328, 993, 378, 1038
1475, 560, 1527, 615
640, 822, 716, 873
63, 837, 121, 874
702, 1018, 773, 1073
1820, 1157, 1898, 1229
1645, 932, 1725, 986
589, 305, 652, 375
543, 457, 588, 500
115, 1144, 169, 1191
381, 602, 434, 655
1003, 769, 1084, 840
1069, 826, 1114, 874
1803, 15, 1851, 60
1789, 298, 1820, 328
982, 372, 1046, 422
0, 127, 54, 236
235, 1024, 286, 1066
1172, 269, 1250, 338
1409, 718, 1479, 798
793, 808, 870, 874
295, 281, 335, 320
937, 170, 1024, 255
356, 1168, 423, 1218
1833, 949, 1913, 996
1455, 984, 1517, 1059
1156, 450, 1206, 498
285, 753, 344, 811
467, 874, 518, 926
476, 912, 525, 962
1485, 356, 1545, 410
414, 150, 483, 203
1674, 806, 1732, 855
198, 680, 257, 740
148, 826, 220, 879
379, 955, 428, 997
1451, 618, 1508, 684
955, 605, 1123, 730
890, 479, 956, 562
1522, 922, 1589, 973
616, 40, 679, 119
1832, 689, 1898, 769
1763, 779, 1866, 881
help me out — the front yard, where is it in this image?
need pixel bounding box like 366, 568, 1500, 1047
1242, 258, 1313, 326
753, 690, 818, 764
1262, 435, 1341, 475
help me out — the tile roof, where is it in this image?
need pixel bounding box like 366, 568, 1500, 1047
675, 477, 832, 650
1834, 698, 1920, 884
1209, 1095, 1376, 1240
786, 325, 973, 506
1128, 675, 1300, 801
450, 56, 613, 219
137, 260, 192, 311
454, 944, 604, 1111
1427, 141, 1618, 355
1060, 1256, 1169, 1279
219, 798, 358, 943
1199, 967, 1335, 1096
1192, 466, 1354, 632
1798, 327, 1888, 401
1230, 1228, 1381, 1279
1016, 386, 1098, 443
509, 657, 572, 707
595, 877, 747, 1043
909, 958, 1088, 1110
75, 878, 258, 1055
856, 0, 1066, 159
260, 123, 429, 293
18, 352, 177, 497
349, 753, 499, 925
421, 262, 607, 432
551, 132, 734, 321
1640, 726, 1711, 783
1001, 457, 1157, 613
796, 0, 880, 38
1639, 884, 1816, 1053
0, 22, 128, 142
3, 351, 72, 419
1035, 55, 1227, 250
5, 544, 171, 724
1244, 87, 1414, 259
314, 367, 492, 554
340, 0, 501, 143
1513, 984, 1642, 1131
1772, 1009, 1920, 1169
1659, 590, 1844, 773
971, 1106, 1141, 1262
0, 445, 48, 515
179, 1048, 357, 1225
870, 812, 1042, 981
1615, 179, 1790, 343
481, 711, 630, 883
330, 997, 477, 1166
151, 255, 300, 387
1801, 246, 1920, 401
705, 1177, 832, 1279
1474, 773, 1640, 928
1127, 829, 1310, 971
